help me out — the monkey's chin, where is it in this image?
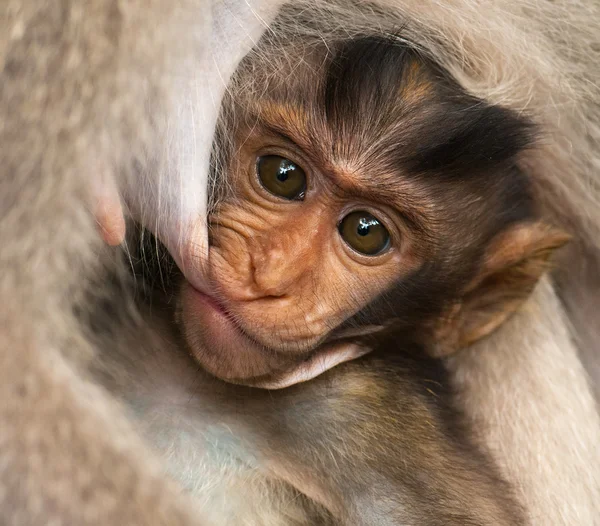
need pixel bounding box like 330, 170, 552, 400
179, 282, 370, 389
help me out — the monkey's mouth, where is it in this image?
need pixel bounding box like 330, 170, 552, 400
186, 285, 283, 350
192, 288, 235, 323
184, 285, 257, 343
179, 281, 294, 383
179, 282, 379, 389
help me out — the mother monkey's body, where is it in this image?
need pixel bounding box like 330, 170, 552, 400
1, 1, 600, 525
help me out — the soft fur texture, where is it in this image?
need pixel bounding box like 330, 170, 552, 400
1, 0, 599, 525
0, 0, 282, 523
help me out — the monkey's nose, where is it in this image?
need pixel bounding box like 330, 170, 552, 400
251, 245, 306, 298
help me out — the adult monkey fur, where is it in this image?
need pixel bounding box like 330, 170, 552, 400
0, 0, 284, 524
1, 0, 600, 525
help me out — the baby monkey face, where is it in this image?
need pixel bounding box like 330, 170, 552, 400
180, 124, 423, 387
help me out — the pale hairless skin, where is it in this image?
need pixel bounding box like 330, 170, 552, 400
95, 0, 286, 289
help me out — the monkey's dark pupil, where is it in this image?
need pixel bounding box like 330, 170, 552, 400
277, 172, 289, 182
357, 221, 370, 236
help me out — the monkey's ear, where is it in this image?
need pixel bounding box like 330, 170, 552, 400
433, 222, 570, 356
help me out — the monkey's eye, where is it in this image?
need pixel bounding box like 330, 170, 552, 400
256, 155, 307, 200
338, 211, 391, 256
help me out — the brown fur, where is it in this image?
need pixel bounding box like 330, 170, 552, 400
93, 282, 526, 525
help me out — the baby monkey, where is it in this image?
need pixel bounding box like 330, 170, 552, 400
177, 34, 567, 388
106, 33, 571, 525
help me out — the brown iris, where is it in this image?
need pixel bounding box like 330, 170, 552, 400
338, 211, 391, 256
257, 155, 307, 200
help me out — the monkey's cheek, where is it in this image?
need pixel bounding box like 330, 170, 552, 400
179, 282, 280, 382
